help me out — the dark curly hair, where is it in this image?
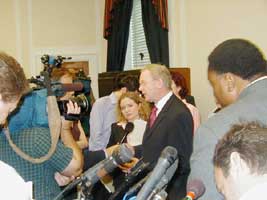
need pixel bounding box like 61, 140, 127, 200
208, 39, 267, 80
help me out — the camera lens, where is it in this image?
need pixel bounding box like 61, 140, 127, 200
70, 94, 89, 114
57, 94, 89, 116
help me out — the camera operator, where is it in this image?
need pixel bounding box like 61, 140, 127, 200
51, 67, 88, 150
0, 53, 84, 199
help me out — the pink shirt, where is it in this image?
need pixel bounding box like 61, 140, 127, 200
182, 99, 201, 134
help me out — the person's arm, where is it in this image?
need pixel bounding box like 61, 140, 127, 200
77, 120, 89, 149
60, 101, 84, 177
89, 100, 104, 150
189, 125, 223, 200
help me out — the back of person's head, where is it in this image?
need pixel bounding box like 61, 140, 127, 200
0, 52, 29, 102
117, 91, 151, 122
142, 64, 172, 89
113, 74, 139, 92
208, 39, 267, 80
213, 121, 267, 177
171, 72, 188, 99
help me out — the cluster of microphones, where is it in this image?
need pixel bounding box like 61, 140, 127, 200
54, 144, 205, 200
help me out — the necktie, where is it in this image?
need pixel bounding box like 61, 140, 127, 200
149, 106, 158, 128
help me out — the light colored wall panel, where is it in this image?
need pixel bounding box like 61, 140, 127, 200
0, 1, 17, 56
31, 0, 96, 47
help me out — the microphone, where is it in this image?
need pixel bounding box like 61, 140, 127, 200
82, 143, 134, 187
51, 82, 83, 97
182, 179, 206, 200
136, 146, 178, 200
152, 190, 168, 200
108, 159, 149, 200
60, 82, 83, 92
147, 159, 178, 200
120, 122, 134, 144
53, 144, 133, 200
124, 173, 150, 198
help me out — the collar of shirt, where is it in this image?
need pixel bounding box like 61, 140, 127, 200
245, 76, 267, 88
239, 181, 267, 200
155, 91, 173, 116
109, 92, 117, 104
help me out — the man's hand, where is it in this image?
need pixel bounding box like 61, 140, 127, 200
106, 144, 120, 156
119, 157, 139, 172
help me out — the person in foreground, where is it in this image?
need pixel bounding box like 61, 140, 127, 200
189, 38, 267, 199
213, 122, 267, 200
0, 52, 31, 199
0, 52, 84, 199
136, 64, 193, 200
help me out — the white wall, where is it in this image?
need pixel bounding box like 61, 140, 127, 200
169, 0, 267, 121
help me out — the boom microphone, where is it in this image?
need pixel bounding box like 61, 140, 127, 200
51, 82, 83, 96
60, 82, 83, 92
182, 179, 205, 200
136, 146, 178, 200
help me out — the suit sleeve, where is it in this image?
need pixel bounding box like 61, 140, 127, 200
83, 149, 106, 171
168, 110, 193, 173
167, 108, 194, 199
188, 125, 223, 200
89, 100, 104, 151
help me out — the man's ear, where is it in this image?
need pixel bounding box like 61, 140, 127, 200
156, 78, 164, 89
121, 87, 127, 93
224, 73, 236, 92
230, 152, 250, 180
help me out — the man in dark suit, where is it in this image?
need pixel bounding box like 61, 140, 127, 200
137, 64, 194, 200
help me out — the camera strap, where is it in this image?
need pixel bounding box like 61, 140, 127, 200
4, 94, 61, 163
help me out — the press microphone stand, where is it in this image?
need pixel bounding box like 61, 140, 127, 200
78, 181, 94, 200
151, 189, 168, 200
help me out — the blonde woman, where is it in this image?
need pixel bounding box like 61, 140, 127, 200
107, 91, 150, 147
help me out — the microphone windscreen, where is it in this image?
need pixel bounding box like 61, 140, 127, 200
161, 146, 178, 164
187, 179, 206, 199
113, 143, 134, 164
125, 122, 134, 133
61, 82, 83, 92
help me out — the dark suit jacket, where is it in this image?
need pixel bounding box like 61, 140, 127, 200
83, 149, 106, 171
135, 94, 193, 200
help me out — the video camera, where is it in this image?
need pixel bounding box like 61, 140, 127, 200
28, 54, 92, 119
